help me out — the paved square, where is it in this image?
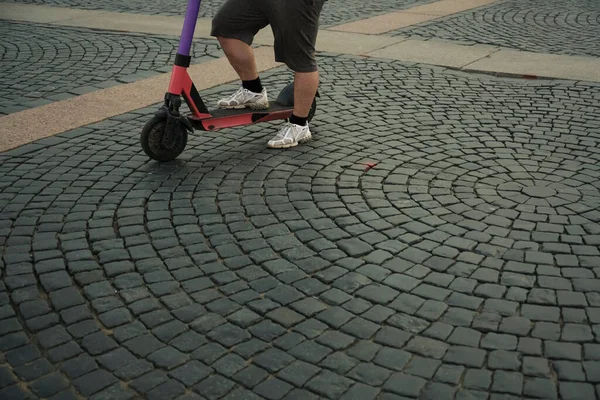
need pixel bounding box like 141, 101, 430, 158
2, 0, 600, 399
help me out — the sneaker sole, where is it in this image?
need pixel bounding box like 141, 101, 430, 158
218, 101, 270, 110
268, 132, 312, 149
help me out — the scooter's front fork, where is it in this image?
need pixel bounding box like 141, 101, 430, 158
156, 93, 193, 148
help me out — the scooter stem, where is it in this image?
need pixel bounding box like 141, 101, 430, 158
178, 0, 201, 56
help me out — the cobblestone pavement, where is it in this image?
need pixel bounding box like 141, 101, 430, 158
392, 0, 600, 58
5, 0, 436, 26
0, 21, 222, 116
1, 52, 600, 399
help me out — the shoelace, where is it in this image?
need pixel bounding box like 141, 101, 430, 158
273, 123, 295, 140
225, 87, 245, 102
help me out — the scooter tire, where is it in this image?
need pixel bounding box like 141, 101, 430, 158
308, 98, 317, 122
141, 116, 188, 162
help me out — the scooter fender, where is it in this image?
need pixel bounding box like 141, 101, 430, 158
276, 82, 320, 107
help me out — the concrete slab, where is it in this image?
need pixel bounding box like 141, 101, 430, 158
0, 47, 282, 153
0, 2, 99, 23
1, 3, 403, 58
465, 49, 600, 82
254, 29, 406, 56
364, 39, 499, 68
1, 1, 498, 38
328, 0, 498, 34
49, 13, 404, 56
0, 3, 216, 39
53, 12, 187, 36
406, 0, 497, 16
48, 12, 218, 39
328, 12, 435, 35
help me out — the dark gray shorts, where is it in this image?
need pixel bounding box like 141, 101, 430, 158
211, 0, 326, 72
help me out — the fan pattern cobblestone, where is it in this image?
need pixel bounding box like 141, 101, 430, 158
1, 53, 600, 399
391, 0, 600, 58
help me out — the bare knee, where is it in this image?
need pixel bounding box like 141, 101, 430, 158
217, 36, 236, 46
218, 36, 252, 53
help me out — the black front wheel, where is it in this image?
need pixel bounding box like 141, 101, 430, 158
141, 116, 188, 162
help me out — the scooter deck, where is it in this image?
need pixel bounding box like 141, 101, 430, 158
189, 102, 293, 131
207, 102, 291, 117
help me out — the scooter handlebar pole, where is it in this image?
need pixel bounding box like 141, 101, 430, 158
177, 0, 202, 56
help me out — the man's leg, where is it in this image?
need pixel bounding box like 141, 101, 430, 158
266, 0, 325, 148
293, 71, 319, 119
211, 0, 269, 109
217, 37, 259, 81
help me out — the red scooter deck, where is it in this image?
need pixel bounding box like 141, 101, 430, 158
188, 102, 293, 131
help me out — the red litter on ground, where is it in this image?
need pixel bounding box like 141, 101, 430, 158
361, 162, 378, 171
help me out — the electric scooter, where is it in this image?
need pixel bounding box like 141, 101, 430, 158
140, 0, 319, 162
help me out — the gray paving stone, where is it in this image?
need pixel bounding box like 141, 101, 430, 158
347, 363, 391, 386
316, 306, 354, 329
72, 370, 118, 397
233, 365, 269, 388
277, 360, 320, 387
282, 389, 320, 400
463, 369, 492, 390
194, 375, 237, 399
488, 350, 521, 370
433, 363, 464, 385
545, 341, 582, 361
289, 340, 332, 364
339, 383, 379, 400
403, 356, 441, 379
15, 358, 54, 382
306, 370, 354, 399
320, 351, 359, 375
491, 370, 523, 396
29, 372, 69, 397
404, 336, 449, 359
253, 348, 295, 373
254, 377, 293, 400
524, 378, 558, 399
443, 346, 486, 368
552, 360, 586, 382
383, 373, 427, 397
374, 326, 412, 349
583, 361, 600, 383
532, 322, 561, 340
212, 353, 246, 377
521, 304, 561, 322
559, 382, 596, 400
499, 316, 531, 336
562, 324, 594, 342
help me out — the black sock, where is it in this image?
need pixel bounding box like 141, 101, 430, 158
242, 77, 263, 93
289, 114, 308, 126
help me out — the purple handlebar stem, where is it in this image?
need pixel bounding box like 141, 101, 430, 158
178, 0, 201, 56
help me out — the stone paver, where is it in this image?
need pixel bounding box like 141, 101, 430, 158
5, 0, 438, 26
392, 0, 600, 57
1, 49, 600, 399
0, 21, 222, 115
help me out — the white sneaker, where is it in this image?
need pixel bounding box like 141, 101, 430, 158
267, 122, 312, 149
217, 86, 269, 109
